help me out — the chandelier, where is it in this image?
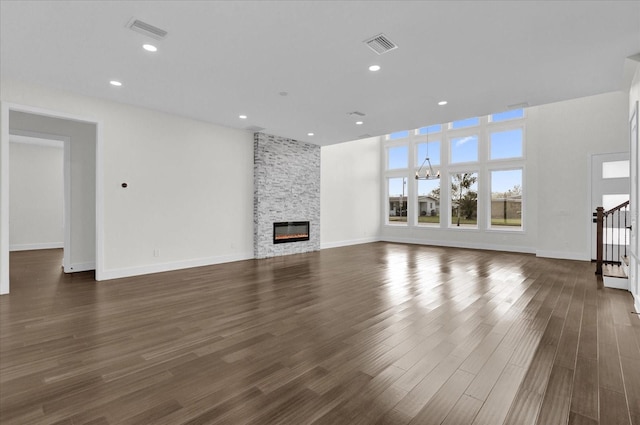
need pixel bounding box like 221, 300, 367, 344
415, 130, 440, 180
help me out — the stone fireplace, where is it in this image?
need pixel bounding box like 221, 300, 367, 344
253, 133, 320, 258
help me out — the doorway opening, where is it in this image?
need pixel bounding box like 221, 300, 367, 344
1, 103, 102, 294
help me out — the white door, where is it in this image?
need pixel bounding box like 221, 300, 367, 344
629, 101, 639, 310
591, 152, 630, 261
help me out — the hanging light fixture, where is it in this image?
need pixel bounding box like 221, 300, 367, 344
415, 128, 440, 180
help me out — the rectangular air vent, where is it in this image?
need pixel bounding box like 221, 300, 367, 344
348, 111, 366, 117
364, 33, 397, 55
127, 18, 168, 40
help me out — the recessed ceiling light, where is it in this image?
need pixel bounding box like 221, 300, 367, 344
143, 44, 158, 52
356, 121, 364, 125
109, 80, 122, 87
239, 115, 247, 119
369, 65, 381, 72
438, 100, 448, 106
307, 132, 314, 136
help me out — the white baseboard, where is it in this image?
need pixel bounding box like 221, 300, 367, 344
321, 236, 380, 250
535, 250, 590, 262
380, 235, 536, 255
10, 242, 63, 252
99, 252, 254, 281
64, 262, 95, 273
634, 294, 640, 317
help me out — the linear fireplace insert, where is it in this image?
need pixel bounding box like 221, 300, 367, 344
273, 221, 310, 244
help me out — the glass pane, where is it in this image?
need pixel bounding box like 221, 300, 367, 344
417, 179, 440, 225
491, 169, 523, 229
416, 141, 440, 166
451, 172, 478, 227
450, 135, 478, 163
602, 194, 629, 210
451, 117, 480, 129
418, 124, 442, 135
389, 130, 410, 140
490, 129, 523, 160
602, 160, 629, 179
388, 146, 408, 169
491, 109, 524, 122
388, 177, 408, 223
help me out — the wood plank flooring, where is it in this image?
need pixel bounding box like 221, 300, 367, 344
1, 243, 639, 425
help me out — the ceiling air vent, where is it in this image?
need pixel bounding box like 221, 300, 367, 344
348, 111, 366, 117
127, 18, 168, 40
246, 125, 265, 132
363, 33, 397, 55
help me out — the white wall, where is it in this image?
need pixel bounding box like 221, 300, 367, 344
321, 136, 381, 248
1, 79, 254, 281
531, 91, 629, 260
318, 91, 630, 259
9, 139, 63, 251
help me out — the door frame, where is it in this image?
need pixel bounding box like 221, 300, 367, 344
0, 102, 104, 294
589, 151, 630, 261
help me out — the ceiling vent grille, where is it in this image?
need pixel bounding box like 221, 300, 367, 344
348, 111, 366, 117
127, 19, 168, 40
364, 33, 397, 55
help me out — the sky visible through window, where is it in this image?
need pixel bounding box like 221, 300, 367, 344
490, 129, 523, 159
451, 117, 479, 129
389, 130, 410, 140
389, 177, 407, 197
417, 141, 440, 166
492, 109, 524, 122
388, 146, 408, 169
491, 169, 522, 194
418, 124, 442, 135
418, 179, 439, 196
451, 135, 478, 163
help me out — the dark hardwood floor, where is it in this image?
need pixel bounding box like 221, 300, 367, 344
1, 243, 639, 425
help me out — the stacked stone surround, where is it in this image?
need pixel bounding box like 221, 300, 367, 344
254, 133, 320, 259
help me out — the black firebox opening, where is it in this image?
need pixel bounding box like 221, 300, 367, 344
273, 221, 310, 244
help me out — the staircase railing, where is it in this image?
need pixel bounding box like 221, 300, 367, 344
595, 200, 630, 275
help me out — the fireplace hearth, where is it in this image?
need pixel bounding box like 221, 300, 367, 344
273, 221, 310, 244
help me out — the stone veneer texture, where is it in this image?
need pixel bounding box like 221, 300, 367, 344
254, 133, 321, 258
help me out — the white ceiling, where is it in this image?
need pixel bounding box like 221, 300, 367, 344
1, 1, 639, 146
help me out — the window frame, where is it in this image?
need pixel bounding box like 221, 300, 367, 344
382, 110, 526, 233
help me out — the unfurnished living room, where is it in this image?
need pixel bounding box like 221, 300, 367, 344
1, 1, 640, 424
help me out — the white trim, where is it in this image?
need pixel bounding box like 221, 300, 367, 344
100, 252, 254, 281
10, 242, 63, 251
603, 276, 629, 291
535, 249, 590, 262
65, 262, 96, 273
0, 102, 10, 295
321, 236, 380, 250
634, 294, 640, 317
9, 134, 64, 149
381, 235, 535, 255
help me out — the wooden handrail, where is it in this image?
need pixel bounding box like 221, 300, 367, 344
604, 200, 630, 216
595, 200, 630, 275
